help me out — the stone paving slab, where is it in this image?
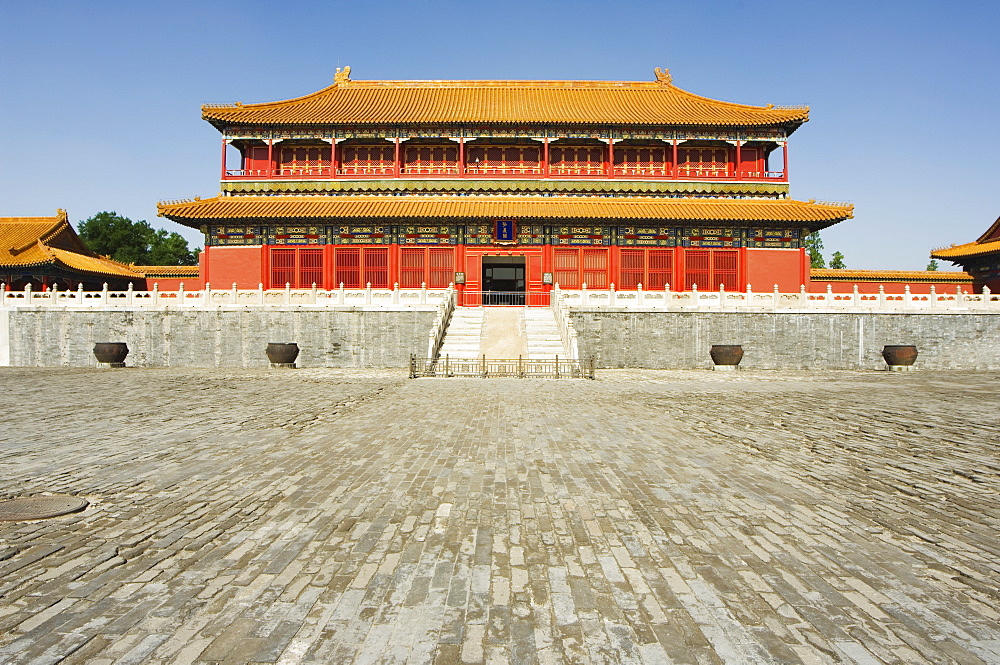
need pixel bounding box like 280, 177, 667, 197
0, 367, 998, 664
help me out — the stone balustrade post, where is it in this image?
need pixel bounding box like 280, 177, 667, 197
284, 282, 291, 305
852, 284, 860, 308
393, 282, 400, 305
929, 285, 937, 308
799, 284, 806, 307
257, 283, 264, 305
719, 284, 726, 309
956, 285, 964, 307
311, 283, 318, 304
609, 283, 616, 307
692, 284, 699, 310
581, 283, 588, 307
637, 283, 643, 307
826, 284, 833, 307
101, 282, 108, 305
339, 282, 345, 305
125, 282, 132, 306
152, 282, 158, 306
420, 282, 427, 305
877, 285, 885, 308
904, 285, 911, 309
365, 282, 372, 305
177, 282, 185, 307
233, 282, 239, 305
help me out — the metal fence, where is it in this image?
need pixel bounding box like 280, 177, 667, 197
459, 291, 551, 306
410, 355, 595, 379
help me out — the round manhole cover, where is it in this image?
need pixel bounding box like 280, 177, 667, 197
0, 495, 89, 521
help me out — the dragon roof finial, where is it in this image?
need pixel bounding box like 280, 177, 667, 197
334, 66, 352, 84
654, 67, 671, 84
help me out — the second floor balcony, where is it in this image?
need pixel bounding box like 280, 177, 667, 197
222, 139, 788, 183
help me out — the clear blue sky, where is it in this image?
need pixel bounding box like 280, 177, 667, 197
2, 0, 997, 271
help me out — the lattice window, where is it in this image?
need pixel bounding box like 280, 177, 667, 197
299, 248, 324, 287
620, 249, 673, 289
335, 248, 360, 287
270, 247, 325, 288
270, 248, 296, 288
550, 145, 604, 174
554, 249, 579, 288
582, 249, 608, 288
278, 145, 331, 175
364, 248, 389, 288
684, 250, 738, 290
400, 248, 425, 288
647, 250, 672, 289
428, 248, 454, 288
614, 147, 668, 175
340, 145, 395, 173
713, 250, 739, 291
404, 145, 459, 171
466, 145, 540, 172
620, 250, 644, 289
678, 146, 731, 176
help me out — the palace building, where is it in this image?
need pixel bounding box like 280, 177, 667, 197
158, 67, 856, 304
931, 215, 1000, 291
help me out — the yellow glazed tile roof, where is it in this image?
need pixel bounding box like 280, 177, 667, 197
202, 68, 809, 128
810, 269, 973, 283
0, 210, 143, 278
931, 239, 1000, 260
134, 265, 201, 277
158, 196, 852, 227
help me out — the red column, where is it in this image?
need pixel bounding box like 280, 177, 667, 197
607, 139, 615, 178
220, 139, 228, 180
267, 139, 274, 178
735, 141, 742, 179
543, 137, 550, 178
672, 140, 679, 179
459, 137, 465, 177
782, 141, 789, 180
394, 138, 401, 178
331, 140, 339, 179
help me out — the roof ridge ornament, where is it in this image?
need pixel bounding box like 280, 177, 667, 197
334, 66, 352, 85
654, 67, 671, 85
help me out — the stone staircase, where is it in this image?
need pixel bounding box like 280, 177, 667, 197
523, 308, 569, 359
436, 306, 571, 361
436, 307, 485, 359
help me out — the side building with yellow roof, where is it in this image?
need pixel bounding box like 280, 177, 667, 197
159, 67, 855, 303
931, 215, 1000, 292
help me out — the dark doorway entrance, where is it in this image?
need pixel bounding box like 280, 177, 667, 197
481, 256, 525, 305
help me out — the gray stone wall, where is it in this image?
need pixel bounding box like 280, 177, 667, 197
3, 308, 436, 368
570, 310, 1000, 370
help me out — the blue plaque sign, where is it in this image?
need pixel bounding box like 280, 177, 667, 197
494, 219, 516, 244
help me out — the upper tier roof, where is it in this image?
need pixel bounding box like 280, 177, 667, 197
158, 195, 851, 231
202, 67, 809, 129
0, 210, 143, 279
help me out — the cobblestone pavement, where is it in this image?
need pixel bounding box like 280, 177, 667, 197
0, 367, 998, 665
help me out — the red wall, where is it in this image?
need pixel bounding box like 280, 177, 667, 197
745, 248, 807, 292
202, 246, 266, 289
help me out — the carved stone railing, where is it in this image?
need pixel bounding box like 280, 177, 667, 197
425, 285, 457, 360
0, 282, 450, 309
556, 283, 1000, 313
550, 285, 580, 359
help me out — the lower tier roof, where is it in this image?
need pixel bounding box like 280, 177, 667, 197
158, 196, 852, 231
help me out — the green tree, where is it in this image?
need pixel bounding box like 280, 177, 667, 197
926, 259, 939, 271
829, 251, 846, 269
77, 211, 198, 266
804, 232, 826, 269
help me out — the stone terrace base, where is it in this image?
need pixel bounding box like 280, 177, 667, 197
0, 367, 997, 664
